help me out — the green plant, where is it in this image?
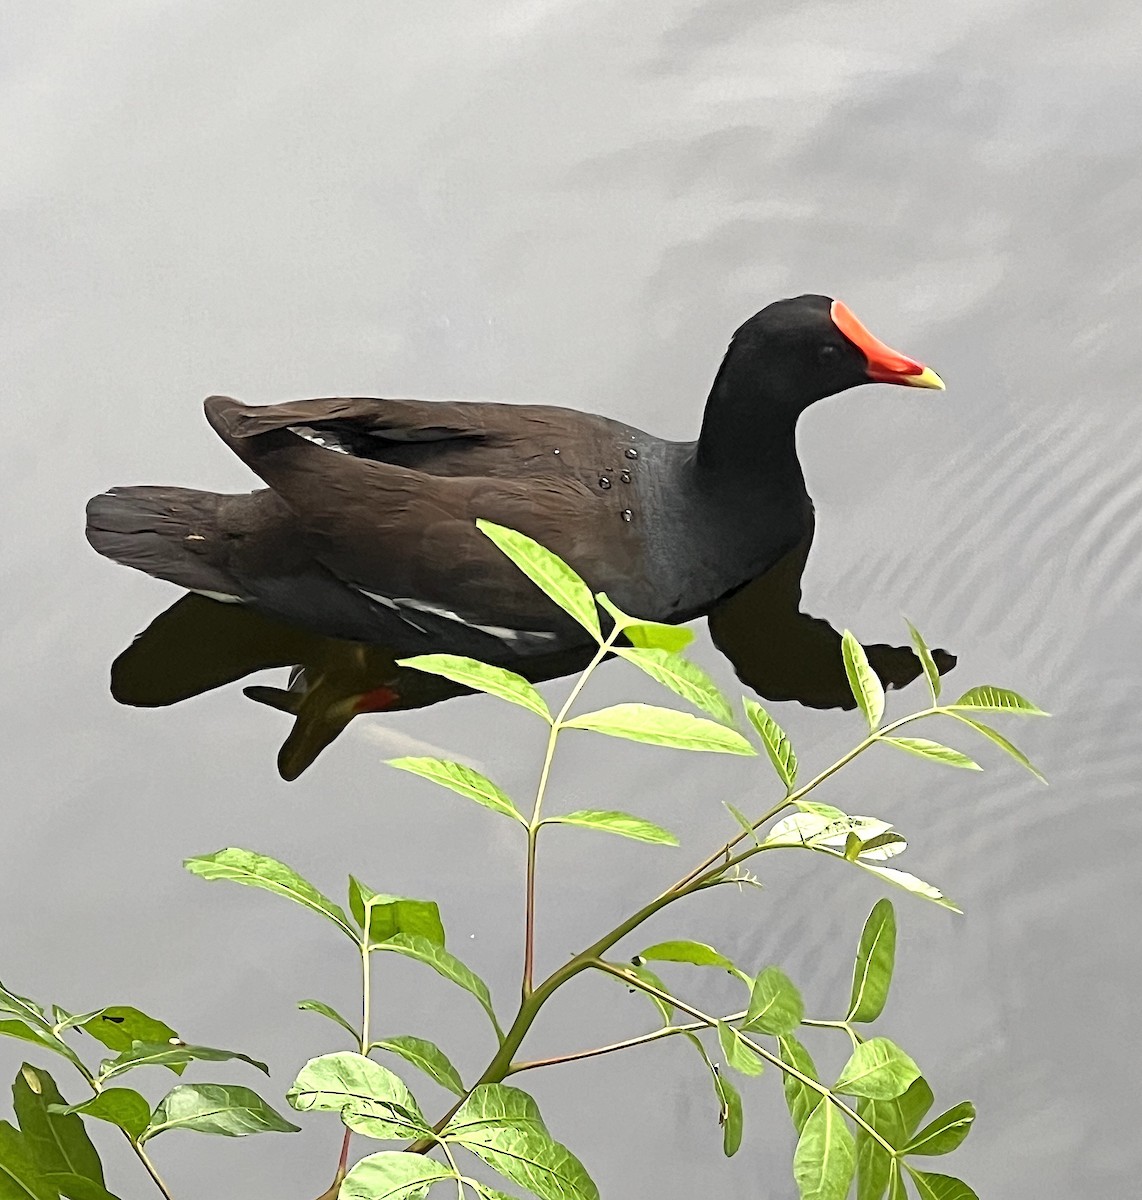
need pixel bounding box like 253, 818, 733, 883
1, 523, 1046, 1200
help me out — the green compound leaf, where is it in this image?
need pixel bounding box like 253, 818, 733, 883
834, 1038, 921, 1100
544, 810, 678, 845
374, 935, 503, 1042
743, 966, 804, 1035
371, 1036, 465, 1097
847, 899, 897, 1024
13, 1064, 104, 1185
842, 631, 885, 732
443, 1083, 599, 1200
716, 1022, 765, 1076
477, 521, 602, 640
297, 999, 358, 1042
946, 686, 1047, 716
744, 699, 798, 790
184, 848, 355, 939
287, 1052, 430, 1141
395, 654, 551, 721
616, 646, 736, 725
140, 1084, 300, 1141
880, 738, 981, 771
778, 1035, 823, 1135
793, 1098, 856, 1200
563, 703, 756, 755
341, 1151, 456, 1200
386, 757, 526, 824
595, 592, 694, 652
906, 1167, 981, 1200
348, 879, 447, 948
903, 1102, 976, 1156
51, 1089, 152, 1142
906, 620, 942, 703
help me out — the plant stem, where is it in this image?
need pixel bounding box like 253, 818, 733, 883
360, 934, 372, 1053
801, 1018, 862, 1050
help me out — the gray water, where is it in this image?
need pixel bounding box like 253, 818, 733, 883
4, 3, 1140, 1197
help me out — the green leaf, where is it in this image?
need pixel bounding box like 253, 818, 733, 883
51, 1090, 151, 1142
386, 757, 526, 824
849, 861, 962, 914
297, 1000, 358, 1042
374, 935, 502, 1041
904, 1102, 975, 1156
943, 712, 1046, 783
543, 810, 678, 845
716, 1022, 765, 1076
887, 1161, 908, 1200
341, 1151, 456, 1200
795, 801, 848, 821
835, 1038, 921, 1100
477, 520, 602, 640
595, 592, 694, 651
842, 631, 885, 732
616, 647, 735, 725
608, 964, 673, 1025
636, 940, 739, 974
183, 848, 354, 939
743, 966, 804, 1035
443, 1083, 599, 1200
141, 1084, 299, 1141
43, 1175, 123, 1200
12, 1066, 103, 1186
946, 686, 1047, 717
0, 1120, 62, 1200
564, 704, 756, 755
778, 1035, 822, 1134
905, 620, 942, 703
744, 699, 798, 790
766, 813, 891, 849
0, 1023, 80, 1070
348, 880, 447, 948
287, 1052, 430, 1141
371, 1036, 465, 1097
793, 1099, 856, 1200
880, 738, 980, 771
474, 1188, 520, 1200
79, 1007, 179, 1057
906, 1167, 980, 1200
0, 986, 45, 1026
857, 1080, 936, 1200
847, 900, 897, 1023
717, 1074, 743, 1157
857, 832, 909, 862
724, 802, 761, 844
98, 1041, 268, 1082
394, 654, 551, 721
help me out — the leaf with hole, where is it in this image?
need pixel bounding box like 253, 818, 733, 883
340, 1151, 456, 1200
386, 757, 526, 824
184, 848, 354, 939
79, 1007, 179, 1057
616, 646, 735, 724
564, 703, 756, 755
835, 1038, 921, 1100
477, 520, 602, 639
744, 699, 798, 790
348, 879, 447, 947
12, 1064, 104, 1186
543, 810, 678, 845
881, 738, 980, 770
903, 1102, 975, 1156
395, 654, 551, 721
743, 966, 804, 1035
141, 1084, 300, 1142
371, 1036, 465, 1096
793, 1098, 856, 1200
842, 631, 885, 731
847, 900, 897, 1023
287, 1052, 430, 1141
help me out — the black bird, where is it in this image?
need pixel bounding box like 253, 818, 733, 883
87, 294, 951, 775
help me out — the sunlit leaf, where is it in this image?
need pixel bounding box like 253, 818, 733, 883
847, 900, 897, 1024
395, 653, 551, 721
0, 1120, 60, 1200
371, 1036, 465, 1097
80, 1007, 179, 1057
543, 810, 678, 845
716, 1022, 765, 1076
857, 833, 909, 862
943, 713, 1046, 783
386, 757, 526, 824
946, 686, 1047, 717
793, 1099, 856, 1200
906, 621, 942, 703
564, 704, 756, 755
616, 647, 735, 725
904, 1102, 975, 1156
348, 879, 447, 948
13, 1064, 104, 1185
297, 1000, 358, 1042
834, 1038, 921, 1100
52, 1089, 152, 1142
141, 1084, 299, 1141
595, 592, 694, 651
779, 1035, 823, 1134
443, 1083, 599, 1200
795, 801, 848, 821
906, 1167, 980, 1200
183, 849, 355, 939
743, 966, 804, 1035
724, 802, 761, 844
842, 631, 885, 732
880, 738, 980, 771
374, 935, 503, 1042
287, 1052, 430, 1141
98, 1041, 268, 1082
477, 520, 602, 640
849, 861, 962, 914
767, 813, 891, 849
744, 699, 798, 790
636, 940, 739, 975
340, 1151, 456, 1200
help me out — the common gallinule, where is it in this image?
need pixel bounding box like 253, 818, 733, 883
87, 293, 947, 772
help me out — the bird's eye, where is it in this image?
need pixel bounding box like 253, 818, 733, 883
818, 344, 840, 362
